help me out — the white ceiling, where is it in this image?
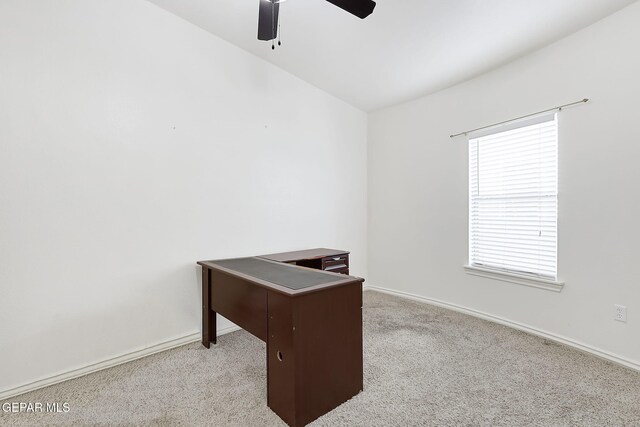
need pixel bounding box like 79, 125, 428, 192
146, 0, 636, 111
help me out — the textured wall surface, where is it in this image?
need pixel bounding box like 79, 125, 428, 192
0, 0, 367, 393
368, 2, 640, 369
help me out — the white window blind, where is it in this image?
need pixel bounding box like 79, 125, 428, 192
469, 113, 558, 279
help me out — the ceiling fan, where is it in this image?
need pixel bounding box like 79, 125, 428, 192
257, 0, 376, 48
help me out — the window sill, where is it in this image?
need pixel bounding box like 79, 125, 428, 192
464, 265, 564, 292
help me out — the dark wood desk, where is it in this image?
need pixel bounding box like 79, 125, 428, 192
259, 248, 350, 275
198, 257, 364, 427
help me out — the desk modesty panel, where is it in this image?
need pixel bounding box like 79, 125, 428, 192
197, 256, 364, 427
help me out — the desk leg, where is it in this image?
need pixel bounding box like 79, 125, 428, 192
202, 267, 217, 348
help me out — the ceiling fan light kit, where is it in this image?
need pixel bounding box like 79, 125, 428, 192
257, 0, 376, 49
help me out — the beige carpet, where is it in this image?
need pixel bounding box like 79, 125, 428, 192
2, 291, 640, 426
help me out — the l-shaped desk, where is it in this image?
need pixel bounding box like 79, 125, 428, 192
197, 249, 363, 427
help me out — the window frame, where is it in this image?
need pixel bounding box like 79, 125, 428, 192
464, 114, 564, 292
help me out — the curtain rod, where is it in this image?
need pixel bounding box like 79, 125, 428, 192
449, 98, 589, 139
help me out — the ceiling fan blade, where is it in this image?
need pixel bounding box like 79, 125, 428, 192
257, 0, 279, 41
325, 0, 376, 19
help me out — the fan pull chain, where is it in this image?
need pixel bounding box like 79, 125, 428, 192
278, 10, 282, 46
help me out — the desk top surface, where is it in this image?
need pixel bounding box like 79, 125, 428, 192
258, 248, 348, 263
198, 257, 361, 294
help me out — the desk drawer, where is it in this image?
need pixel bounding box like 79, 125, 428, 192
322, 255, 348, 270
325, 266, 349, 275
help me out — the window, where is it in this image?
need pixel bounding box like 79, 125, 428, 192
468, 114, 558, 282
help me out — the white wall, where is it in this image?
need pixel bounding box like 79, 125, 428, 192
368, 2, 640, 367
0, 0, 367, 393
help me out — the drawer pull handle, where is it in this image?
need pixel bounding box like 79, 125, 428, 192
277, 351, 284, 362
332, 257, 342, 261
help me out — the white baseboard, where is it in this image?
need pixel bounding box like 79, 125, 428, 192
0, 325, 240, 401
364, 285, 640, 373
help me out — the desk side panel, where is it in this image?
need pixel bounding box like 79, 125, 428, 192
267, 291, 296, 426
294, 282, 363, 426
210, 269, 267, 342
